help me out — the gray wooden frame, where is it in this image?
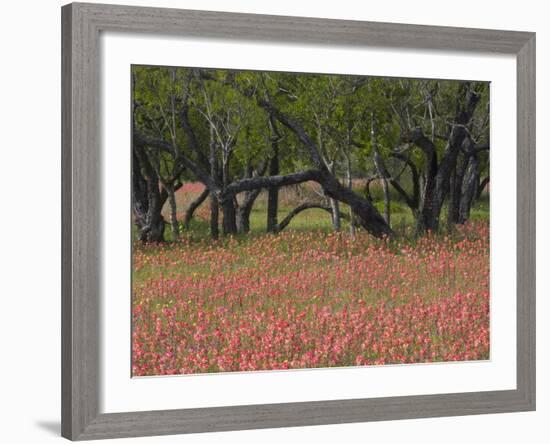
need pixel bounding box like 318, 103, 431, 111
61, 2, 536, 440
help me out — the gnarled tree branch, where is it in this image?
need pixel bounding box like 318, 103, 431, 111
276, 202, 350, 233
183, 187, 209, 229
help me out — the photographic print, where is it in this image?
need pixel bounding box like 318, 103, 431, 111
131, 66, 490, 377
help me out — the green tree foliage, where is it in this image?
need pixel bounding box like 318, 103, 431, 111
132, 65, 489, 241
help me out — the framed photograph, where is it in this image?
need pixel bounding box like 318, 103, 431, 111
61, 2, 535, 440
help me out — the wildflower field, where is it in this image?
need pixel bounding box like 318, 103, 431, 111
132, 209, 490, 376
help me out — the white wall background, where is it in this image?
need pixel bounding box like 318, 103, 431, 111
0, 1, 546, 443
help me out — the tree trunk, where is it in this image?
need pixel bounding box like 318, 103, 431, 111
429, 85, 481, 231
412, 83, 481, 234
209, 125, 220, 240
209, 192, 219, 240
221, 195, 238, 235
447, 153, 467, 228
266, 150, 280, 233
237, 188, 262, 233
132, 149, 149, 234
166, 185, 179, 240
326, 163, 341, 231
345, 153, 356, 239
364, 178, 376, 202
329, 198, 341, 231
458, 154, 480, 223
183, 188, 209, 229
447, 167, 458, 228
320, 171, 391, 238
409, 131, 440, 234
371, 113, 390, 227
132, 145, 166, 242
421, 138, 460, 233
236, 206, 250, 234
266, 115, 281, 233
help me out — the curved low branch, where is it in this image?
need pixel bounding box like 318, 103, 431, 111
240, 187, 262, 210
390, 152, 420, 209
476, 176, 490, 199
183, 188, 209, 229
236, 187, 263, 234
224, 169, 322, 196
276, 202, 349, 233
364, 176, 385, 203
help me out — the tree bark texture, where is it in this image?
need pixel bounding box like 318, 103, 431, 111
166, 185, 179, 239
221, 196, 238, 235
237, 188, 262, 233
132, 143, 166, 242
266, 149, 280, 232
458, 154, 480, 223
408, 83, 481, 233
209, 191, 219, 240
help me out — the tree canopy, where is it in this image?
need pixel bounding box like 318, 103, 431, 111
132, 65, 489, 242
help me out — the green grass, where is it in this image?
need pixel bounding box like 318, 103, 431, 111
154, 202, 339, 243
469, 195, 490, 221
134, 184, 490, 242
